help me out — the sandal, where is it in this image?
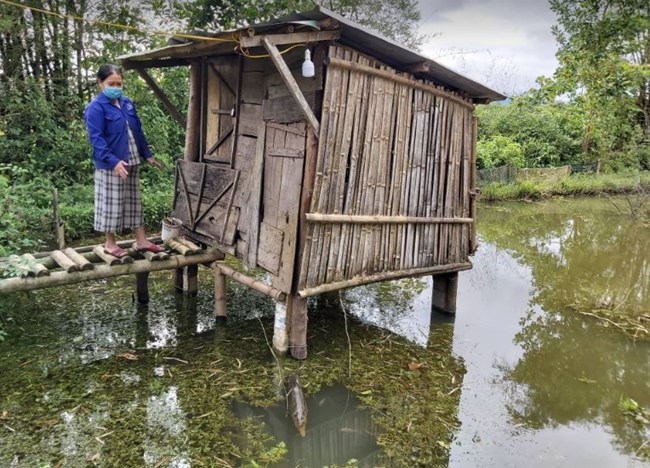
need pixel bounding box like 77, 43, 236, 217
104, 246, 130, 258
135, 243, 165, 254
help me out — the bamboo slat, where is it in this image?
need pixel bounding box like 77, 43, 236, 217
64, 248, 94, 271
21, 254, 49, 277
297, 45, 477, 290
50, 250, 79, 272
326, 58, 474, 110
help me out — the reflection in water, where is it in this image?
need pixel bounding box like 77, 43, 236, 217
144, 386, 190, 467
343, 278, 433, 346
450, 199, 649, 467
343, 198, 649, 467
233, 383, 380, 467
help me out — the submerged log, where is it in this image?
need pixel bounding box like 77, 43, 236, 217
285, 374, 308, 437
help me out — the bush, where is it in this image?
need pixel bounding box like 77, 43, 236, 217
477, 135, 525, 169
476, 95, 585, 168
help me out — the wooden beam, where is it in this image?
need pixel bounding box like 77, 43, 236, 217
205, 127, 233, 156
184, 62, 202, 162
209, 62, 236, 96
405, 61, 431, 74
305, 214, 474, 224
240, 30, 339, 49
263, 38, 320, 134
122, 57, 189, 70
327, 58, 474, 110
135, 68, 187, 128
298, 262, 472, 297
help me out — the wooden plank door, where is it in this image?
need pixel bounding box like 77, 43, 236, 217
258, 122, 307, 293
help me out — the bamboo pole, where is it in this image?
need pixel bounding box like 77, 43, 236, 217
176, 237, 203, 254
0, 251, 222, 294
298, 262, 472, 297
52, 188, 65, 250
305, 214, 473, 224
214, 266, 227, 320
326, 58, 474, 110
470, 116, 479, 253
51, 250, 79, 272
165, 238, 195, 256
93, 246, 122, 266
21, 254, 49, 277
215, 263, 286, 302
64, 248, 94, 271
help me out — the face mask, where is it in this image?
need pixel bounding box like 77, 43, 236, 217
103, 86, 123, 100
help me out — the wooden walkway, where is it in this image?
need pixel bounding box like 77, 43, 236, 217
0, 237, 221, 294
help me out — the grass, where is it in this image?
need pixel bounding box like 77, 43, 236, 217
479, 172, 650, 202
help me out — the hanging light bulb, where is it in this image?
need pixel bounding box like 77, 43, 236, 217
302, 48, 315, 78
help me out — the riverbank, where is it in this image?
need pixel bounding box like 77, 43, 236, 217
479, 172, 650, 202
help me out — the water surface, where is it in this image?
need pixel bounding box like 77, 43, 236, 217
0, 197, 648, 466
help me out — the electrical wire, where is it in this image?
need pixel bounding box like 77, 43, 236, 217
239, 42, 307, 59
0, 0, 238, 44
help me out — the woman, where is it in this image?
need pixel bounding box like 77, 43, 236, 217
84, 64, 165, 257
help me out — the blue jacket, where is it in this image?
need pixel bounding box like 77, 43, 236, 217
84, 93, 152, 170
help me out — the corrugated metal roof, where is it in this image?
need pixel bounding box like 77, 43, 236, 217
119, 5, 506, 103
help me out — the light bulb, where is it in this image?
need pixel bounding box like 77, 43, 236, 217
302, 49, 315, 78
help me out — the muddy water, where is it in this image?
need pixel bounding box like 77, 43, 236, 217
0, 197, 648, 466
348, 197, 649, 467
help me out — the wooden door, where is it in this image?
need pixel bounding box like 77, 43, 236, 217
171, 160, 240, 247
257, 122, 307, 293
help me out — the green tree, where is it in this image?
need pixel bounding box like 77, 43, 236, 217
476, 94, 585, 168
177, 0, 425, 49
549, 0, 650, 165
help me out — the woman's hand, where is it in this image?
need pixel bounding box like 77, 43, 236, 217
114, 160, 129, 179
147, 158, 164, 170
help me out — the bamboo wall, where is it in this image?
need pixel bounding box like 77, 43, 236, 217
298, 45, 476, 293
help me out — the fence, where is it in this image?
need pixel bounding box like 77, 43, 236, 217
477, 162, 600, 187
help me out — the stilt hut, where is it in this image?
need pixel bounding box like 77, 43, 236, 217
119, 6, 505, 359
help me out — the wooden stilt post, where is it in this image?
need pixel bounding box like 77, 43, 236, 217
174, 265, 198, 296
135, 271, 150, 305
214, 266, 227, 322
431, 272, 458, 314
288, 294, 308, 360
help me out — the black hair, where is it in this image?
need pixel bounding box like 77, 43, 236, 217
96, 64, 123, 82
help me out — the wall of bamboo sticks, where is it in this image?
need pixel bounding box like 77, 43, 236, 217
298, 45, 476, 293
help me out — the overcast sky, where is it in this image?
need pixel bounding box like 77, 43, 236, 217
417, 0, 559, 96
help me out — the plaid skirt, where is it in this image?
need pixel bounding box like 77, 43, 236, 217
94, 164, 142, 233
